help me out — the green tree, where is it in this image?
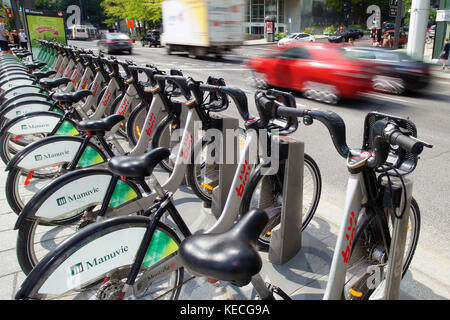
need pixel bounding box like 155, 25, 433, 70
101, 0, 162, 30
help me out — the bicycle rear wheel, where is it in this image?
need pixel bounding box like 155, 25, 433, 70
16, 217, 184, 300
343, 197, 420, 300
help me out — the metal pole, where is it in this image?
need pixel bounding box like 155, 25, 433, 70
407, 0, 430, 60
393, 0, 403, 49
78, 0, 85, 25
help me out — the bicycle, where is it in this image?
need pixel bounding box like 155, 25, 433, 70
14, 88, 323, 299
11, 73, 227, 274
3, 64, 177, 216
178, 93, 432, 300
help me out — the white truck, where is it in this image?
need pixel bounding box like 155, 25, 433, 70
161, 0, 244, 58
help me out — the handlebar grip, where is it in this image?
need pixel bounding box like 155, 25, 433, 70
255, 92, 274, 127
389, 131, 424, 155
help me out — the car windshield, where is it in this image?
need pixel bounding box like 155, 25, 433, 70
108, 33, 130, 40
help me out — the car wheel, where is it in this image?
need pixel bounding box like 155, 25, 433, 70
373, 75, 406, 94
302, 81, 339, 105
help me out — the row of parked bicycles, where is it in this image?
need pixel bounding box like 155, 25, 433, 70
0, 40, 432, 300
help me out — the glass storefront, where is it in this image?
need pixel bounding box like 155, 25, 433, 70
245, 0, 286, 35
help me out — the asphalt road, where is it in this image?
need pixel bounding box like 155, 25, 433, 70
70, 39, 450, 298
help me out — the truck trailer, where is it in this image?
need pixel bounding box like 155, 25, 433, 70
161, 0, 245, 58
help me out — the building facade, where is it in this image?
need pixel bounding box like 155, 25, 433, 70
245, 0, 338, 36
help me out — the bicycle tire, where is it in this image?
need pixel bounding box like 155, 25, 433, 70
239, 154, 322, 249
185, 140, 212, 204
108, 95, 128, 138
16, 178, 143, 275
16, 216, 184, 300
342, 197, 420, 300
186, 130, 247, 205
151, 115, 179, 173
126, 102, 153, 147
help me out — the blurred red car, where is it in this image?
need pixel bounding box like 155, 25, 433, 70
246, 42, 376, 104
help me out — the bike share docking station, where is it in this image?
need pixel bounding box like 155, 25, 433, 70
203, 115, 305, 265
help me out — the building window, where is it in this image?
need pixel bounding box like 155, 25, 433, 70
251, 26, 265, 35
251, 0, 264, 22
245, 1, 250, 22
265, 0, 277, 17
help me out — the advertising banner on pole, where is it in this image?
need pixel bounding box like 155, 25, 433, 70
22, 8, 67, 59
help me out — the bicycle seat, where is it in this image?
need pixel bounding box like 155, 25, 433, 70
39, 77, 71, 89
77, 114, 124, 134
17, 52, 33, 59
33, 70, 57, 80
53, 90, 92, 104
25, 61, 46, 70
178, 209, 269, 287
108, 147, 171, 178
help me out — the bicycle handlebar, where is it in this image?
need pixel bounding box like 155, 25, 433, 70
367, 119, 432, 169
197, 84, 251, 121
277, 106, 350, 158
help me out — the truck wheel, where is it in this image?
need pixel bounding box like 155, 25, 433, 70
167, 45, 173, 55
188, 47, 197, 59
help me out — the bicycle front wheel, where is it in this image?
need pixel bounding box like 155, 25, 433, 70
16, 217, 184, 300
343, 197, 420, 300
239, 154, 322, 249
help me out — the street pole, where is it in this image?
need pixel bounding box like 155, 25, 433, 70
393, 0, 404, 49
10, 0, 24, 30
78, 0, 85, 25
407, 0, 430, 60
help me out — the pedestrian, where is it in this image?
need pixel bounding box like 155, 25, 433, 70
348, 37, 354, 45
19, 29, 28, 49
382, 33, 389, 47
439, 38, 450, 71
0, 15, 12, 54
11, 30, 19, 48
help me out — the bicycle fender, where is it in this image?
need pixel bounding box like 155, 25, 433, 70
0, 85, 42, 101
0, 78, 35, 91
0, 111, 77, 138
15, 215, 152, 298
0, 93, 50, 110
6, 136, 105, 171
0, 100, 54, 122
14, 169, 115, 230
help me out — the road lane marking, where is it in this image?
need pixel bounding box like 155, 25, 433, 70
363, 92, 419, 104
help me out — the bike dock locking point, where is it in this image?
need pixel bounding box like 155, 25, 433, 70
268, 136, 304, 265
209, 116, 240, 218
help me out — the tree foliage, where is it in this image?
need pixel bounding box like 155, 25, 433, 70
101, 0, 162, 26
